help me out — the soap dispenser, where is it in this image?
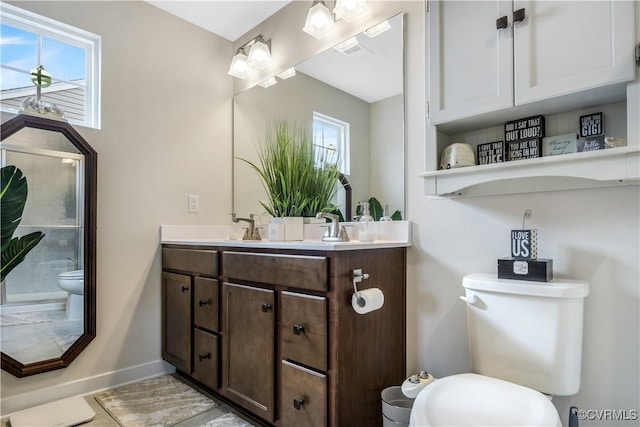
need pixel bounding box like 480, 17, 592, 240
380, 204, 393, 222
358, 202, 375, 242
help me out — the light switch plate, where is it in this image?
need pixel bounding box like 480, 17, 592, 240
188, 194, 200, 213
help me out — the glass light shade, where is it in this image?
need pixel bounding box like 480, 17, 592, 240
276, 67, 296, 79
228, 51, 252, 79
333, 36, 359, 53
247, 38, 273, 69
364, 20, 391, 38
334, 0, 369, 22
303, 1, 336, 39
259, 76, 277, 88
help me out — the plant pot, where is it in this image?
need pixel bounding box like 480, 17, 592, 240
283, 217, 303, 241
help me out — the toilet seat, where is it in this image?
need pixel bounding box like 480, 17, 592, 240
410, 373, 561, 427
59, 269, 84, 279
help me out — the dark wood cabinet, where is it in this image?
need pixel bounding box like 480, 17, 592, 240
162, 244, 406, 427
161, 272, 191, 373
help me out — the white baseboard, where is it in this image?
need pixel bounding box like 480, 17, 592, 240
1, 359, 175, 415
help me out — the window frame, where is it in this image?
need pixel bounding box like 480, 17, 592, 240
312, 111, 350, 176
0, 3, 101, 129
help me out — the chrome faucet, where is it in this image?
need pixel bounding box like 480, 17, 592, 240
231, 213, 261, 240
316, 212, 350, 242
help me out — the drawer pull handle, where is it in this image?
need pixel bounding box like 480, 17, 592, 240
261, 303, 272, 312
199, 299, 209, 306
293, 398, 305, 410
293, 324, 305, 335
513, 8, 525, 24
198, 352, 211, 362
181, 286, 189, 292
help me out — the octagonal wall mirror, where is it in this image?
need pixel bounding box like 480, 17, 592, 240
1, 113, 97, 377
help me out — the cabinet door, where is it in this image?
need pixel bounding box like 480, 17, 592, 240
429, 0, 513, 124
514, 0, 636, 104
222, 283, 275, 422
194, 277, 219, 332
162, 272, 191, 373
193, 329, 219, 390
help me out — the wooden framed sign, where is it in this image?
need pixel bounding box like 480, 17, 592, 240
506, 138, 541, 161
579, 112, 603, 138
477, 141, 505, 165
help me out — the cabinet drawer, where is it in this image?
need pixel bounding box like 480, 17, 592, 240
162, 248, 217, 276
194, 277, 219, 331
193, 329, 218, 390
223, 252, 327, 292
281, 292, 327, 371
281, 361, 326, 427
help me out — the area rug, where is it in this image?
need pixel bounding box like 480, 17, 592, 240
200, 413, 257, 427
94, 375, 217, 427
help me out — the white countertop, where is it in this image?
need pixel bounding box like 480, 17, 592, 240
160, 221, 411, 251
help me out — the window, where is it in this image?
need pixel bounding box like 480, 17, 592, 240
0, 3, 101, 128
312, 112, 350, 175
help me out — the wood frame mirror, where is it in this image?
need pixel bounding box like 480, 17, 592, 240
1, 114, 96, 377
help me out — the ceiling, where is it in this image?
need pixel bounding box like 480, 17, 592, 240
146, 1, 292, 42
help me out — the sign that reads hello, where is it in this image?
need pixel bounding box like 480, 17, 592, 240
511, 229, 538, 259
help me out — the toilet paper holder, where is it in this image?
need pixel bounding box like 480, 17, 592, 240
352, 268, 370, 304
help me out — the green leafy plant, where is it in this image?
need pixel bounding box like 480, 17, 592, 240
356, 197, 402, 221
238, 120, 341, 218
1, 165, 45, 282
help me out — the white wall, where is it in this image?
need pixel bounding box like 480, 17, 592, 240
1, 0, 233, 412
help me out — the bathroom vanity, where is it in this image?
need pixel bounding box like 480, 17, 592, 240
160, 225, 409, 427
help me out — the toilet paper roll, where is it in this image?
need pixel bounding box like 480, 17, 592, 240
351, 288, 384, 314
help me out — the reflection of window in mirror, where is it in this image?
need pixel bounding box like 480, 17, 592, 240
0, 3, 102, 129
312, 111, 350, 175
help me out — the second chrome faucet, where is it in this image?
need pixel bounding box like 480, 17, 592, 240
316, 212, 350, 242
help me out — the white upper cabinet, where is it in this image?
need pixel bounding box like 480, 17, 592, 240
428, 0, 636, 125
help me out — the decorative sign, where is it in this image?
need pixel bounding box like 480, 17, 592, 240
543, 133, 578, 156
477, 141, 504, 165
578, 135, 606, 152
511, 229, 537, 259
504, 115, 545, 143
579, 112, 604, 138
506, 138, 541, 161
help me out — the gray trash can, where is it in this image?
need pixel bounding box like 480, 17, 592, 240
381, 386, 415, 427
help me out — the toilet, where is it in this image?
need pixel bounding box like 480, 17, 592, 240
57, 269, 84, 320
410, 273, 589, 427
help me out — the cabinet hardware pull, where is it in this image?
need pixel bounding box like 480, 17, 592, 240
199, 299, 209, 306
181, 286, 189, 292
293, 324, 305, 335
198, 352, 211, 362
293, 398, 305, 410
513, 8, 525, 23
261, 303, 272, 312
496, 15, 508, 29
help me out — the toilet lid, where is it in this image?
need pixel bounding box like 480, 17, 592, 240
410, 373, 561, 427
59, 269, 84, 279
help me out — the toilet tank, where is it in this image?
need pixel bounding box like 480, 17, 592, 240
462, 273, 589, 396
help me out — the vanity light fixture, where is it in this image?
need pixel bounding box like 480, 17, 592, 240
259, 76, 278, 88
333, 0, 369, 22
333, 36, 359, 53
228, 48, 252, 79
276, 67, 296, 79
303, 0, 336, 39
364, 19, 391, 38
246, 35, 273, 70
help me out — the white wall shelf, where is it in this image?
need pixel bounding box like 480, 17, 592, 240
420, 146, 640, 198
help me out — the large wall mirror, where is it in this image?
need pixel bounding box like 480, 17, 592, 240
233, 13, 405, 221
1, 114, 96, 377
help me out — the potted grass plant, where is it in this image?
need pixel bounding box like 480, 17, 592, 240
238, 120, 341, 240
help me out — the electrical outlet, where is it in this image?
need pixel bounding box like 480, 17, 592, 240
188, 194, 200, 213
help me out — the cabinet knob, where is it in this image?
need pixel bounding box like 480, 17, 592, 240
496, 15, 508, 29
513, 8, 525, 23
198, 352, 211, 362
293, 324, 305, 335
198, 299, 209, 306
293, 398, 305, 410
261, 303, 272, 312
181, 286, 189, 292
